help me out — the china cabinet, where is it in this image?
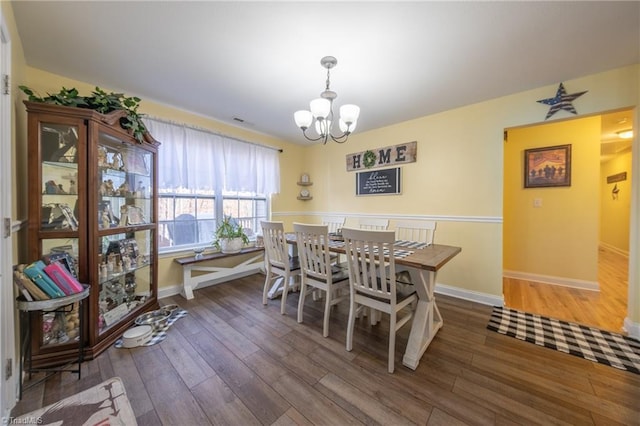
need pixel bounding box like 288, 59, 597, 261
24, 101, 159, 367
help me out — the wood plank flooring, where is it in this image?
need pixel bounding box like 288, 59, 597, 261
12, 272, 640, 425
504, 246, 629, 334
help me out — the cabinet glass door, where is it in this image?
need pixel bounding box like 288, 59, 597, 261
97, 230, 154, 335
97, 132, 153, 230
40, 123, 80, 233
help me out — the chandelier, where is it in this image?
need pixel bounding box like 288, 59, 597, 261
294, 56, 360, 144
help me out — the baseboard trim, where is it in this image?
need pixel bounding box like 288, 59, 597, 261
599, 242, 629, 258
623, 317, 640, 340
435, 282, 503, 307
503, 270, 600, 291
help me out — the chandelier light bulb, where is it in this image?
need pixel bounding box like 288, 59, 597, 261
294, 110, 313, 129
339, 104, 360, 125
310, 98, 331, 119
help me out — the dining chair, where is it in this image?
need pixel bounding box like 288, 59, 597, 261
260, 220, 300, 315
321, 216, 346, 234
394, 220, 437, 286
358, 217, 389, 230
342, 227, 417, 373
394, 220, 437, 245
294, 223, 350, 337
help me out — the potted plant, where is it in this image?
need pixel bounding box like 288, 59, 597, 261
213, 215, 250, 254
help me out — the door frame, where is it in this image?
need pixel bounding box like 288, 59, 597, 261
0, 9, 17, 415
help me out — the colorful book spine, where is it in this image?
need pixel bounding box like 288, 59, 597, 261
14, 266, 50, 300
23, 261, 65, 298
44, 262, 84, 295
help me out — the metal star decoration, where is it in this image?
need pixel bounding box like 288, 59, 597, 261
537, 82, 588, 120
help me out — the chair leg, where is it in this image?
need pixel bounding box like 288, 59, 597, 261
346, 299, 356, 352
262, 269, 272, 305
297, 277, 307, 324
280, 273, 290, 315
388, 313, 397, 373
322, 287, 331, 337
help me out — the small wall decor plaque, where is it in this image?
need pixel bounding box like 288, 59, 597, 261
606, 172, 627, 184
356, 168, 401, 196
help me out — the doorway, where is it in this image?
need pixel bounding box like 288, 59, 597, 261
502, 110, 633, 333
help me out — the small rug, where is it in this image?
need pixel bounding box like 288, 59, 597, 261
487, 306, 640, 375
114, 308, 187, 348
14, 376, 136, 425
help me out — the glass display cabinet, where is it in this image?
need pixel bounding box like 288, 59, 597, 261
25, 101, 159, 366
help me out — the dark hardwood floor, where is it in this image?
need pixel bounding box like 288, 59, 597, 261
12, 273, 640, 425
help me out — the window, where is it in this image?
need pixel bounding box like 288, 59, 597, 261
143, 117, 279, 252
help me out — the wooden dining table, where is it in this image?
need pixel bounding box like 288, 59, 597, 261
285, 233, 461, 370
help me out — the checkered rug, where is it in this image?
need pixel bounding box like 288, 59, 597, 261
114, 308, 188, 348
487, 306, 640, 375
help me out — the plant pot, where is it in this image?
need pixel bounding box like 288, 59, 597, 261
219, 237, 244, 254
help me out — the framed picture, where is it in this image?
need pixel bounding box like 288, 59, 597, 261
524, 144, 571, 188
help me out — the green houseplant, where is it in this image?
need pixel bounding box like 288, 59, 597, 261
213, 215, 250, 254
19, 85, 149, 144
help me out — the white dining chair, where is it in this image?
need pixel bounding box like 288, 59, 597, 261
394, 220, 437, 245
321, 216, 346, 234
261, 220, 300, 315
294, 223, 350, 337
358, 218, 389, 230
393, 220, 437, 286
342, 227, 417, 373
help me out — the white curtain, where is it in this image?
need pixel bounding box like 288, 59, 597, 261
143, 118, 280, 194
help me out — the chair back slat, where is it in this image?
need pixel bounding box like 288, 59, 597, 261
321, 216, 346, 234
358, 218, 389, 230
294, 223, 332, 280
260, 221, 289, 270
395, 220, 437, 245
343, 228, 396, 303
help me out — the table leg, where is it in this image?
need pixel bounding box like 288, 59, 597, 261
181, 265, 195, 300
402, 269, 443, 370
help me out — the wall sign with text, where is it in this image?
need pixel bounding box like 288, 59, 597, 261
346, 141, 416, 171
356, 168, 401, 196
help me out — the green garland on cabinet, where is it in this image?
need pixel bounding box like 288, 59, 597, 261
19, 85, 149, 143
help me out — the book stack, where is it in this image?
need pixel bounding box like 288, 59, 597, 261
13, 259, 84, 301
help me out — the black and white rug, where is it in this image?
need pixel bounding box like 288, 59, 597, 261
487, 306, 640, 375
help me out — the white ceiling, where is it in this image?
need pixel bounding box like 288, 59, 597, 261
11, 1, 640, 145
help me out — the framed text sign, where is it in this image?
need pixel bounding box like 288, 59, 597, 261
356, 168, 401, 196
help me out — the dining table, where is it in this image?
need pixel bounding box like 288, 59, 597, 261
285, 232, 461, 370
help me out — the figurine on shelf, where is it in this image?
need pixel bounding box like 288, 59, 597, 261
135, 181, 146, 198
117, 182, 130, 197
101, 209, 110, 229
45, 180, 58, 194
57, 184, 67, 194
100, 263, 108, 279
116, 261, 123, 273
68, 180, 77, 195
105, 179, 114, 196
123, 256, 131, 271
97, 146, 108, 167
111, 152, 124, 170
119, 205, 128, 226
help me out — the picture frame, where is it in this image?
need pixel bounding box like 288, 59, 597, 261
524, 144, 571, 188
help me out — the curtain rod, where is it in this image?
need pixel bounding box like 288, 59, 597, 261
144, 115, 284, 153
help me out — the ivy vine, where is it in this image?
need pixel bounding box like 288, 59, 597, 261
19, 85, 148, 143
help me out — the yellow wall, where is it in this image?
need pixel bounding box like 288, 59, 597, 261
504, 117, 601, 282
600, 150, 632, 253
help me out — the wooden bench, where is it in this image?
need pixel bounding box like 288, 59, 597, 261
174, 246, 264, 299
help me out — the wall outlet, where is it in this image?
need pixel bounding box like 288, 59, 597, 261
533, 198, 542, 208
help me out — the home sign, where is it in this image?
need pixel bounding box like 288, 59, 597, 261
346, 141, 416, 171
